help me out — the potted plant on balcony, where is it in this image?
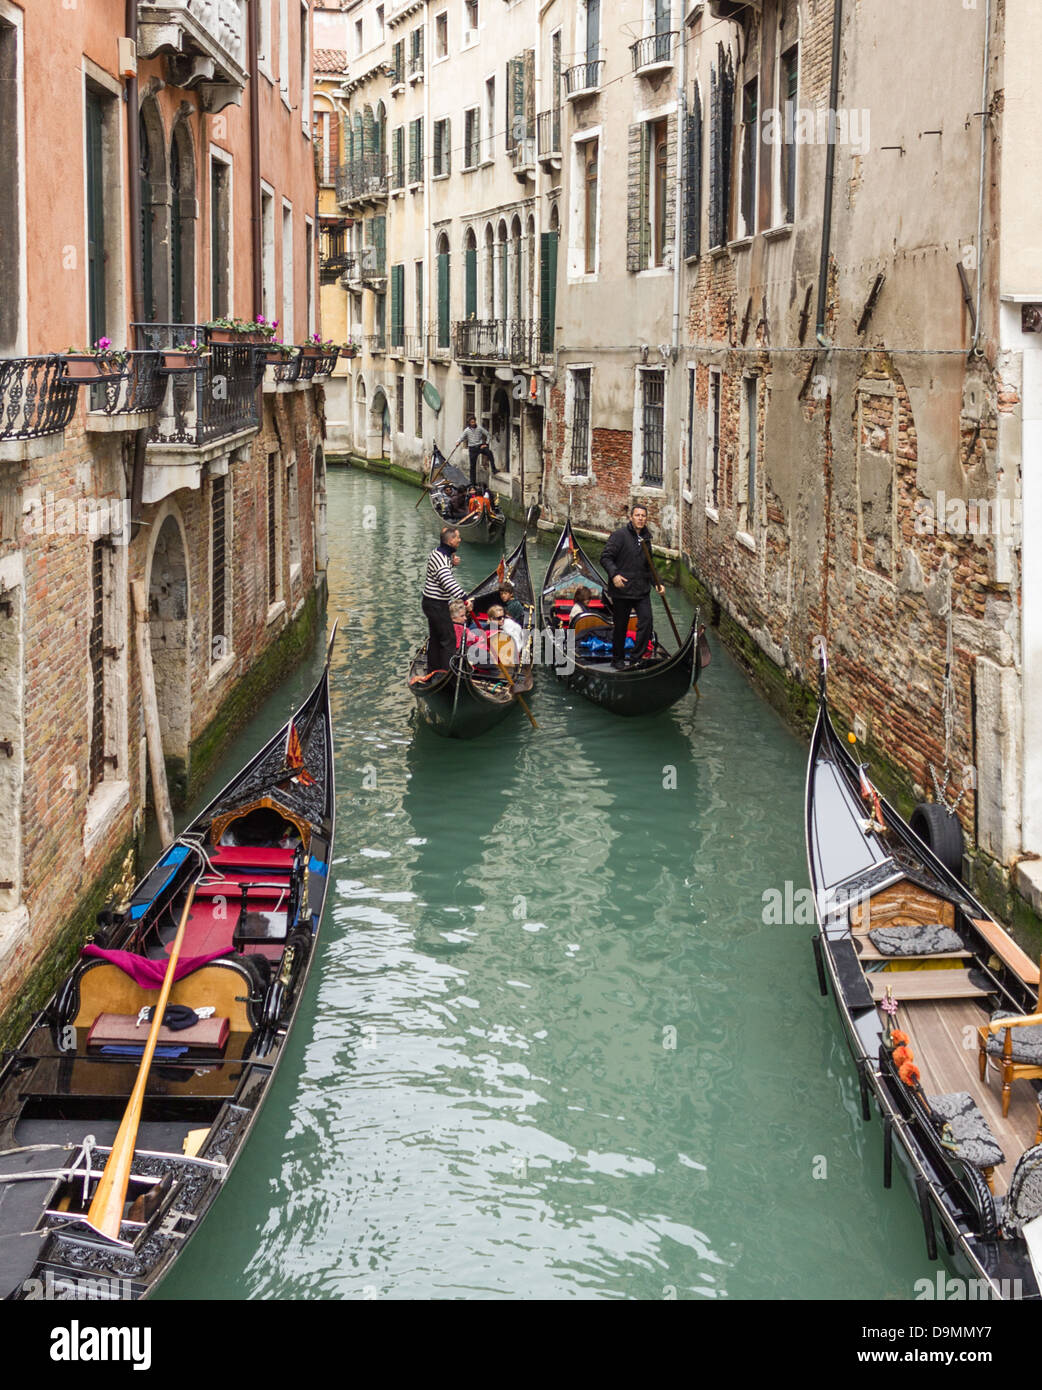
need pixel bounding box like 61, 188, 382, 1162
264, 340, 298, 366
298, 332, 329, 358
61, 339, 129, 383
160, 337, 208, 373
340, 339, 360, 359
252, 316, 279, 344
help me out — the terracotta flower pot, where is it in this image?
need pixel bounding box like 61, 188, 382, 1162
161, 350, 202, 372
62, 354, 122, 383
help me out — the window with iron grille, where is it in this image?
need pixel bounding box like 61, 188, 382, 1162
684, 83, 702, 259
88, 541, 106, 793
740, 375, 758, 536
708, 371, 721, 511
640, 370, 665, 485
415, 379, 424, 438
569, 368, 591, 476
464, 384, 476, 422
211, 475, 227, 663
463, 107, 480, 169
396, 375, 405, 433
267, 452, 279, 605
433, 118, 451, 177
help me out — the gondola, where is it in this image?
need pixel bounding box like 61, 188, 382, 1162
539, 519, 708, 717
426, 444, 507, 546
0, 629, 336, 1301
807, 639, 1042, 1300
408, 533, 535, 739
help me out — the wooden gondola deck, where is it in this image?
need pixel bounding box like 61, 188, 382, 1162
899, 997, 1040, 1196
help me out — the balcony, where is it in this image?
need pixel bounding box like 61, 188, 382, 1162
358, 244, 387, 287
336, 154, 389, 208
453, 319, 548, 367
630, 32, 676, 74
510, 130, 536, 182
137, 1, 248, 112
405, 332, 425, 361
564, 59, 603, 99
366, 333, 386, 355
0, 357, 79, 460
133, 324, 261, 496
85, 352, 165, 432
536, 109, 562, 167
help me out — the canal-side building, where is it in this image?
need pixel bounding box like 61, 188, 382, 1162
319, 0, 559, 505
0, 0, 328, 1034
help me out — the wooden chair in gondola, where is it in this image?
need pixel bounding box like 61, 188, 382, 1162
978, 966, 1042, 1118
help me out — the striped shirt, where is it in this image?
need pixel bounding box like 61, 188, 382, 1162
423, 544, 468, 602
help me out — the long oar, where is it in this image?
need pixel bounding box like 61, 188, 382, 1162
414, 442, 460, 509
639, 537, 681, 647
491, 638, 537, 729
86, 881, 198, 1239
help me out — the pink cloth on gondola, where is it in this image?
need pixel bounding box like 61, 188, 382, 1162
81, 944, 233, 988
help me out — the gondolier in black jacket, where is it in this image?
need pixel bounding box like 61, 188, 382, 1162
423, 526, 472, 673
600, 505, 665, 669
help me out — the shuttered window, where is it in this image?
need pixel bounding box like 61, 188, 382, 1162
539, 230, 557, 353
390, 263, 404, 347
709, 47, 735, 248
465, 244, 477, 317
391, 126, 404, 188
86, 91, 106, 344
392, 38, 404, 85
780, 45, 798, 225
437, 251, 450, 348
684, 84, 702, 259
433, 118, 451, 177
408, 117, 423, 183
464, 107, 480, 168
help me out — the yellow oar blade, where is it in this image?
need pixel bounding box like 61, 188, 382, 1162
86, 881, 198, 1240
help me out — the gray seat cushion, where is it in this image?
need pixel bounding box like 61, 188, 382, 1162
868, 923, 963, 956
985, 1011, 1042, 1064
928, 1091, 1005, 1169
1001, 1144, 1042, 1236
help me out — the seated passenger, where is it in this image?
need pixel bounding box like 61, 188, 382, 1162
486, 604, 524, 665
569, 586, 595, 623
498, 581, 526, 624
448, 599, 467, 651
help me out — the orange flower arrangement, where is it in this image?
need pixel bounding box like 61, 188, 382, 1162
891, 1030, 909, 1048
898, 1060, 921, 1087
892, 1046, 913, 1068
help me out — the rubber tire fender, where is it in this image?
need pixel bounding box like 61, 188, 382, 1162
910, 801, 965, 878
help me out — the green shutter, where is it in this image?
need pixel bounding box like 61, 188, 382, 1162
86, 92, 106, 342
437, 252, 450, 348
391, 263, 404, 346
539, 230, 557, 353
465, 246, 477, 318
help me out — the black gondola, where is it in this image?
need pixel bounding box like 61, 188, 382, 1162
807, 639, 1042, 1300
0, 630, 337, 1301
539, 519, 707, 717
427, 444, 507, 546
409, 534, 535, 738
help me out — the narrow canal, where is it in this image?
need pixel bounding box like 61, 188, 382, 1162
159, 466, 933, 1300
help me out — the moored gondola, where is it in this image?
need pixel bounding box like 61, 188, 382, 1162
0, 630, 337, 1300
539, 519, 707, 717
426, 444, 507, 546
807, 639, 1042, 1300
409, 534, 535, 738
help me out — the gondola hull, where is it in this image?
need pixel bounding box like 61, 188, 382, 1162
409, 534, 535, 739
0, 636, 337, 1301
540, 520, 705, 716
426, 448, 507, 545
806, 664, 1042, 1301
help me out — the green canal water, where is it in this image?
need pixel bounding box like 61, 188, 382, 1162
158, 467, 935, 1301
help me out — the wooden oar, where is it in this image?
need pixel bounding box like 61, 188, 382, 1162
491, 637, 537, 729
86, 881, 198, 1239
639, 537, 681, 647
414, 443, 460, 509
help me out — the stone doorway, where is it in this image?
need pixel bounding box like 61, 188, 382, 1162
147, 514, 190, 803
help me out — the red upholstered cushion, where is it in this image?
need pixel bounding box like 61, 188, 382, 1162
210, 847, 296, 868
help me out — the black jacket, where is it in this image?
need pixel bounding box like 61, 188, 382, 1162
601, 521, 654, 599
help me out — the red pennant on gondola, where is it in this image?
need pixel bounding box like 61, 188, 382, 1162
497, 557, 507, 585
285, 718, 316, 786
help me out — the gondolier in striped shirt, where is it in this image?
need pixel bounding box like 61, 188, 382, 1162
423, 526, 472, 673
456, 416, 495, 487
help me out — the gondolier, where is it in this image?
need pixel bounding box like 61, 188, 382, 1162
456, 416, 495, 487
600, 505, 665, 670
423, 525, 472, 672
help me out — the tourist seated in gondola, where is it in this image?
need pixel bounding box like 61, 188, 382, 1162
443, 484, 465, 519
498, 580, 526, 624
486, 603, 524, 665
449, 598, 467, 651
569, 586, 595, 623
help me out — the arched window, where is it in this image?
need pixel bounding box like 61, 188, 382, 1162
170, 119, 197, 324
464, 228, 478, 320
436, 232, 451, 350
138, 98, 169, 322
484, 223, 495, 319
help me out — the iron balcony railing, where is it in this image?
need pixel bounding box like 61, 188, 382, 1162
563, 59, 603, 96
320, 250, 355, 284
536, 109, 561, 158
358, 244, 387, 280
0, 356, 79, 442
452, 319, 548, 366
133, 323, 261, 447
630, 32, 676, 70
405, 333, 425, 360
88, 351, 165, 416
335, 154, 389, 205
366, 332, 386, 354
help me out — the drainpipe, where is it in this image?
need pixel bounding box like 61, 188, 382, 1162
971, 0, 991, 355
126, 0, 147, 539
423, 1, 432, 406
814, 0, 843, 347
249, 0, 263, 317
673, 20, 687, 558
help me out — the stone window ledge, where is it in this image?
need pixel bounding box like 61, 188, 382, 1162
705, 505, 720, 523
763, 223, 794, 242
736, 529, 756, 553
83, 779, 130, 860
727, 236, 753, 253
266, 600, 287, 626
207, 650, 237, 689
